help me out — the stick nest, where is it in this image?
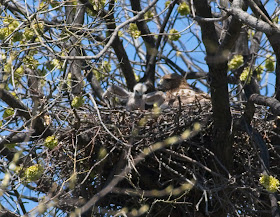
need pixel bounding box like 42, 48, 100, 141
33, 103, 280, 216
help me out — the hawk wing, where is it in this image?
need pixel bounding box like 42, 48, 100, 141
143, 91, 166, 107
102, 84, 130, 100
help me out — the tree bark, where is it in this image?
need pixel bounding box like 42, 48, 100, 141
193, 0, 235, 173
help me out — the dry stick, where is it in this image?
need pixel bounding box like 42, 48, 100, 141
163, 149, 221, 177
241, 93, 280, 217
79, 122, 202, 215
88, 93, 130, 147
241, 94, 277, 169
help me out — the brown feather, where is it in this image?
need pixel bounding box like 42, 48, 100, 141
158, 74, 210, 107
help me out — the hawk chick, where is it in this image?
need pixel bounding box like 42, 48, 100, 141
158, 73, 210, 107
103, 83, 165, 111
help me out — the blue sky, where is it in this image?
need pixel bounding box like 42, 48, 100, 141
0, 0, 279, 215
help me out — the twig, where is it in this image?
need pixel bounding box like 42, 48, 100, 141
88, 93, 130, 147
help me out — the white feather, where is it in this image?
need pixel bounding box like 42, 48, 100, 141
103, 83, 165, 111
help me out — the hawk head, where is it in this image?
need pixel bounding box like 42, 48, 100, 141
133, 83, 148, 97
157, 73, 188, 91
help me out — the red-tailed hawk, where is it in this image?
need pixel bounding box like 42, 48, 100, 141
157, 73, 210, 108
102, 83, 165, 111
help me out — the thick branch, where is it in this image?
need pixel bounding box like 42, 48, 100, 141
105, 0, 136, 90
248, 94, 280, 116
276, 61, 280, 101
239, 93, 280, 132
141, 0, 177, 85
0, 209, 20, 217
193, 1, 219, 55
66, 1, 86, 95
0, 0, 27, 18
246, 0, 273, 25
194, 0, 233, 173
0, 88, 30, 120
130, 0, 157, 86
218, 1, 246, 53
226, 7, 280, 34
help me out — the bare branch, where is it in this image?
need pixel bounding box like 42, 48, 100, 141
59, 0, 159, 61
226, 7, 280, 34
